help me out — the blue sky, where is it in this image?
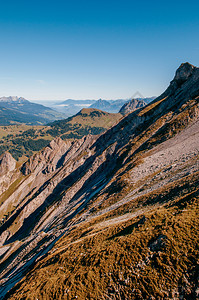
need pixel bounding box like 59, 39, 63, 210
0, 0, 199, 100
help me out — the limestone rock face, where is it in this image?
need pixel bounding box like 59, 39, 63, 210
174, 62, 196, 84
0, 152, 16, 175
119, 98, 146, 115
151, 62, 199, 107
20, 137, 71, 175
0, 152, 18, 196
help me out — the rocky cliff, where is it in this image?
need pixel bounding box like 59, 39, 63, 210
119, 98, 146, 115
0, 63, 198, 300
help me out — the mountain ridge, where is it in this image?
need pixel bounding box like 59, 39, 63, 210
47, 107, 122, 140
55, 97, 155, 115
0, 63, 198, 299
0, 96, 66, 125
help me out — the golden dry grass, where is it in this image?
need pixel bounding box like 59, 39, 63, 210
6, 172, 199, 299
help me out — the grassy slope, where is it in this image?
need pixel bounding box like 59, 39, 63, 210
0, 125, 48, 139
7, 174, 198, 300
0, 125, 53, 163
47, 108, 122, 139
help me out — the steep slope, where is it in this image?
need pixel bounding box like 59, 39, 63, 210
0, 152, 19, 197
0, 63, 198, 299
0, 152, 16, 175
119, 98, 146, 115
0, 97, 65, 125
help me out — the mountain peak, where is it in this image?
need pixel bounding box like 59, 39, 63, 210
9, 96, 19, 101
174, 62, 196, 83
119, 98, 146, 115
153, 62, 198, 103
79, 107, 105, 115
0, 96, 29, 103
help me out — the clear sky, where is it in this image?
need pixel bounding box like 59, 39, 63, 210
0, 0, 199, 100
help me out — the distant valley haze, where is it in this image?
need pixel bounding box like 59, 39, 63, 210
0, 96, 155, 121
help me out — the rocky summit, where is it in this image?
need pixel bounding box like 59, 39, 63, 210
119, 98, 146, 115
0, 63, 199, 300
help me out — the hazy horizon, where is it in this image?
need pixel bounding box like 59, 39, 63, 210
0, 96, 157, 103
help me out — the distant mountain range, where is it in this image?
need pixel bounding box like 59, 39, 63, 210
60, 99, 96, 105
53, 99, 97, 116
0, 96, 155, 125
55, 97, 156, 115
90, 99, 128, 113
0, 96, 66, 125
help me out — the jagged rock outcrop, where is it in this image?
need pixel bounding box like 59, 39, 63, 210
0, 152, 16, 175
20, 137, 71, 175
0, 63, 198, 300
174, 62, 196, 83
119, 98, 146, 115
0, 152, 19, 197
154, 62, 199, 102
